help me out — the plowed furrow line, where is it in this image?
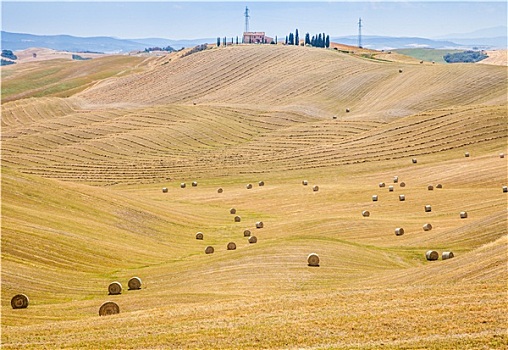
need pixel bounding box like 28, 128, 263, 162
170, 53, 292, 104
267, 130, 505, 167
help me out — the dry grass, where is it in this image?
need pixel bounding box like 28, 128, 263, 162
1, 44, 507, 349
478, 50, 508, 66
1, 55, 149, 102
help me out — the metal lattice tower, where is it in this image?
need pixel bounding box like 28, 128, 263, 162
358, 17, 363, 48
244, 6, 250, 33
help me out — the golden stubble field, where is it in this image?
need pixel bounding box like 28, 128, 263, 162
1, 44, 507, 349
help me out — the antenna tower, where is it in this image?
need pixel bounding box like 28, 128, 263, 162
358, 17, 363, 48
244, 6, 250, 33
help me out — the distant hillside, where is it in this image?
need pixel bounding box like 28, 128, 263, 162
332, 36, 463, 51
3, 30, 506, 54
1, 31, 145, 53
131, 37, 216, 50
1, 31, 214, 53
434, 26, 508, 48
439, 37, 507, 49
331, 34, 507, 51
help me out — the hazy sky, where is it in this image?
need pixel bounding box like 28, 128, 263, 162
1, 1, 506, 40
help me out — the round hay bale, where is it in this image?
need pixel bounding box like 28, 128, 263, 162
436, 184, 443, 189
99, 301, 120, 316
307, 253, 320, 267
192, 181, 198, 187
256, 221, 264, 229
388, 186, 394, 192
345, 108, 350, 113
464, 152, 470, 157
379, 182, 386, 188
248, 236, 257, 244
442, 251, 454, 260
460, 211, 468, 219
399, 194, 405, 201
108, 282, 122, 295
234, 215, 241, 222
362, 210, 370, 217
393, 176, 398, 183
313, 185, 319, 192
11, 294, 29, 309
246, 184, 253, 189
162, 187, 168, 193
503, 186, 507, 193
258, 181, 265, 186
372, 195, 378, 202
399, 182, 406, 188
243, 229, 251, 237
180, 183, 186, 188
500, 153, 505, 158
230, 208, 237, 214
423, 223, 433, 231
395, 227, 404, 236
205, 246, 214, 254
420, 60, 424, 64
332, 115, 337, 120
227, 242, 236, 250
399, 69, 403, 73
425, 205, 432, 212
428, 185, 434, 191
412, 158, 417, 164
196, 232, 204, 240
217, 188, 223, 193
302, 180, 308, 186
425, 250, 439, 261
128, 277, 142, 290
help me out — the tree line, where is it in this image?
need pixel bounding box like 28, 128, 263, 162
2, 49, 17, 60
215, 29, 330, 48
144, 46, 175, 53
217, 37, 240, 46
443, 50, 488, 63
286, 29, 330, 48
1, 50, 17, 66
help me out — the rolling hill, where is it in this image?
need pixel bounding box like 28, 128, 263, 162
1, 44, 507, 349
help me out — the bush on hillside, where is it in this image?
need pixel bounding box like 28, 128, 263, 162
443, 50, 488, 63
2, 50, 17, 60
1, 59, 16, 66
181, 44, 208, 58
72, 54, 91, 61
144, 46, 175, 53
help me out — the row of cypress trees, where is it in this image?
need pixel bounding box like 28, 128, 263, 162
286, 29, 330, 48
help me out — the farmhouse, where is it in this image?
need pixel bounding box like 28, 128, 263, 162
243, 32, 273, 44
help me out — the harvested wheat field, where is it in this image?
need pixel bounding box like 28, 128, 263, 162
2, 44, 507, 349
478, 50, 508, 67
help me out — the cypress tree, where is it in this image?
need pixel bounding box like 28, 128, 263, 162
295, 29, 299, 46
325, 35, 330, 48
305, 33, 310, 46
217, 37, 221, 47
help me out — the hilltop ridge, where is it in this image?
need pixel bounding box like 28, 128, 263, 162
77, 45, 506, 119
